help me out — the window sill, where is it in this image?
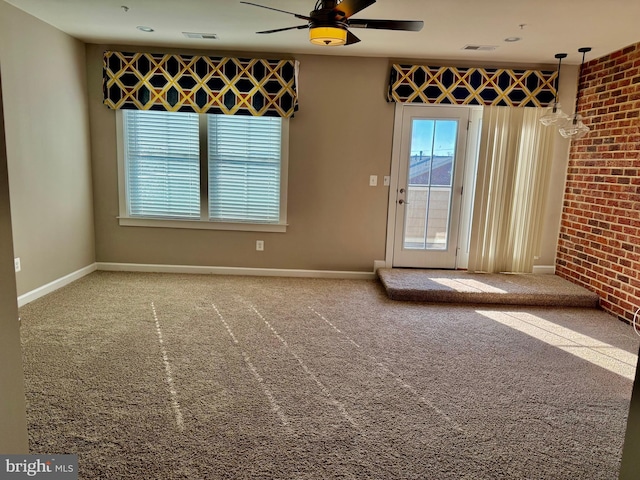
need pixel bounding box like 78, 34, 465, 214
117, 217, 287, 233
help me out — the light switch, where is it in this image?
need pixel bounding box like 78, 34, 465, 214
383, 176, 390, 186
369, 175, 378, 187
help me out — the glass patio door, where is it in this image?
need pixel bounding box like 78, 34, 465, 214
393, 106, 469, 268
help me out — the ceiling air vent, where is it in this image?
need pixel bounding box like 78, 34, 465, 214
182, 32, 218, 40
463, 45, 498, 51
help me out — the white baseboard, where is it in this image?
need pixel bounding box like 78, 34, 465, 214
17, 262, 554, 307
373, 260, 387, 272
533, 265, 556, 275
96, 262, 377, 280
17, 263, 97, 307
17, 262, 377, 307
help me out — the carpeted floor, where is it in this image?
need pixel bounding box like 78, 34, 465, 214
377, 269, 600, 307
19, 271, 639, 479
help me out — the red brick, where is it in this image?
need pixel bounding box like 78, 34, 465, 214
559, 43, 640, 323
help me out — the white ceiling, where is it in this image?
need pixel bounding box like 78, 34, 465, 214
5, 0, 640, 65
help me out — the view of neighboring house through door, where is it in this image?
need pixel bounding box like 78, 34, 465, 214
388, 104, 482, 269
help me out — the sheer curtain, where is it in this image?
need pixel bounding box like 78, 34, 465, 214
468, 107, 555, 273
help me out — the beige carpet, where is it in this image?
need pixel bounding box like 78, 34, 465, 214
378, 269, 600, 307
19, 271, 639, 479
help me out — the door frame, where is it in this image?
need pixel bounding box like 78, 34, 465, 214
384, 103, 483, 269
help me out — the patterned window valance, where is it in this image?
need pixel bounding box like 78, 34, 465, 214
388, 64, 557, 107
103, 51, 298, 118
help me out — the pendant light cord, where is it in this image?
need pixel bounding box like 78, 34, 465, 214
572, 47, 592, 125
555, 57, 561, 103
553, 53, 567, 105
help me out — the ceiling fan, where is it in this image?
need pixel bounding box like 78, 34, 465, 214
240, 0, 424, 46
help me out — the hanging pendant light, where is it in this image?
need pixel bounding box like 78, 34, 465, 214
540, 53, 568, 126
559, 47, 592, 140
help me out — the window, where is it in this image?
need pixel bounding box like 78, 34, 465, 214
117, 110, 288, 232
124, 111, 201, 219
208, 115, 282, 223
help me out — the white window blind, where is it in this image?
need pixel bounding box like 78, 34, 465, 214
123, 110, 200, 218
208, 115, 282, 223
119, 110, 286, 230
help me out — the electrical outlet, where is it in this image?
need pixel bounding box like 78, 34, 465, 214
14, 257, 21, 272
256, 240, 264, 251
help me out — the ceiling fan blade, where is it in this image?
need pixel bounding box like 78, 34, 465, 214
345, 29, 361, 45
256, 24, 309, 34
240, 1, 311, 21
332, 0, 376, 18
348, 19, 424, 31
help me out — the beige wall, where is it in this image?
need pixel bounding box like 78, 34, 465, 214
88, 47, 393, 272
88, 44, 574, 273
0, 1, 95, 296
0, 69, 29, 453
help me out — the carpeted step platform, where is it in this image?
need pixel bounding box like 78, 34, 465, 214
377, 268, 600, 308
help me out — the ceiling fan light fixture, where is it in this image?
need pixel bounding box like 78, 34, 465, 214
309, 26, 347, 46
242, 1, 422, 47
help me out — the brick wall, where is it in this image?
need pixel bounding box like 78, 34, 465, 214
556, 42, 640, 323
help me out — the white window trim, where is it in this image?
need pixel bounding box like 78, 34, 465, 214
115, 110, 289, 233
